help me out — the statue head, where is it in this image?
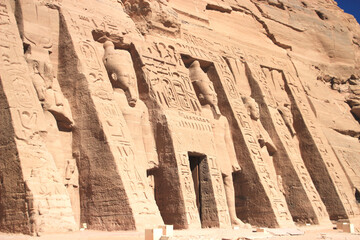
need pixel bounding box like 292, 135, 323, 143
103, 41, 138, 107
242, 96, 260, 120
189, 60, 221, 116
103, 40, 114, 51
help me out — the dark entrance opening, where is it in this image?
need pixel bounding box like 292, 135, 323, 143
189, 154, 202, 219
188, 152, 218, 228
355, 188, 360, 203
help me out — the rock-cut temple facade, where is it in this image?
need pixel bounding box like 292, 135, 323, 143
0, 0, 360, 235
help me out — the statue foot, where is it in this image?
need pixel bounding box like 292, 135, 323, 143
232, 218, 251, 228
244, 223, 252, 229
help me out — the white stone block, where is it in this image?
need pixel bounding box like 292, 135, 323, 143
337, 220, 349, 230
159, 225, 173, 237
145, 228, 163, 240
343, 223, 355, 233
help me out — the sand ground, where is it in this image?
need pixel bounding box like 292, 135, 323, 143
0, 224, 359, 240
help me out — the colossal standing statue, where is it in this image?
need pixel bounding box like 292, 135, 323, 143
189, 60, 248, 227
102, 41, 159, 182
277, 103, 296, 137
242, 96, 278, 178
25, 45, 80, 228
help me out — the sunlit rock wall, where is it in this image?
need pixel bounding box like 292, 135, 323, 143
0, 0, 359, 235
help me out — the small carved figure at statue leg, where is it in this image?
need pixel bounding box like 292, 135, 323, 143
29, 210, 40, 237
26, 181, 41, 237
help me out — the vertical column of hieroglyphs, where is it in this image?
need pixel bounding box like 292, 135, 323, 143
16, 0, 81, 227
176, 34, 241, 229
136, 39, 200, 229
0, 0, 30, 233
206, 155, 231, 228
243, 57, 330, 225
212, 58, 294, 227
58, 3, 162, 230
332, 147, 360, 194
137, 40, 197, 229
284, 70, 359, 220
0, 0, 76, 235
176, 32, 293, 227
136, 37, 231, 228
164, 110, 230, 228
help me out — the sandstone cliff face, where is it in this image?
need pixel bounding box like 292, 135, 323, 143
0, 0, 359, 235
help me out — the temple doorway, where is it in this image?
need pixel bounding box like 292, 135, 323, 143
189, 154, 203, 220
188, 152, 218, 227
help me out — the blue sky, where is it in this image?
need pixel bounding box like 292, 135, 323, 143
336, 0, 360, 22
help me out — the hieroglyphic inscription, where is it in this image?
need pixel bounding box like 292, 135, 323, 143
63, 9, 159, 219
333, 148, 360, 189
180, 30, 246, 61
249, 62, 329, 221
175, 112, 212, 132
284, 71, 359, 217
207, 156, 230, 226
65, 7, 132, 40
0, 0, 77, 231
0, 3, 23, 65
177, 152, 201, 224
140, 41, 201, 113
0, 1, 42, 144
231, 97, 292, 223
176, 31, 293, 224
0, 1, 10, 25
271, 106, 328, 219
214, 57, 293, 224
65, 10, 117, 101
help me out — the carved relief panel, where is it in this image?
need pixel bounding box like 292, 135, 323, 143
138, 39, 202, 113
171, 31, 294, 227
243, 60, 330, 224
284, 71, 359, 219
0, 0, 76, 234
59, 4, 163, 230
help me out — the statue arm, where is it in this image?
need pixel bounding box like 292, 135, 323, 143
31, 74, 46, 101
258, 122, 277, 155
46, 78, 74, 128
278, 107, 296, 136
141, 103, 159, 170
51, 79, 64, 107
224, 117, 241, 172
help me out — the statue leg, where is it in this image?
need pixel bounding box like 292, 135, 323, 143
35, 217, 41, 237
223, 174, 251, 228
30, 217, 36, 236
222, 174, 244, 226
30, 213, 40, 237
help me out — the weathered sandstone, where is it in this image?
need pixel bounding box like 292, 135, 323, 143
0, 0, 359, 235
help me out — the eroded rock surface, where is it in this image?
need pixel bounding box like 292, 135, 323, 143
0, 0, 359, 235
